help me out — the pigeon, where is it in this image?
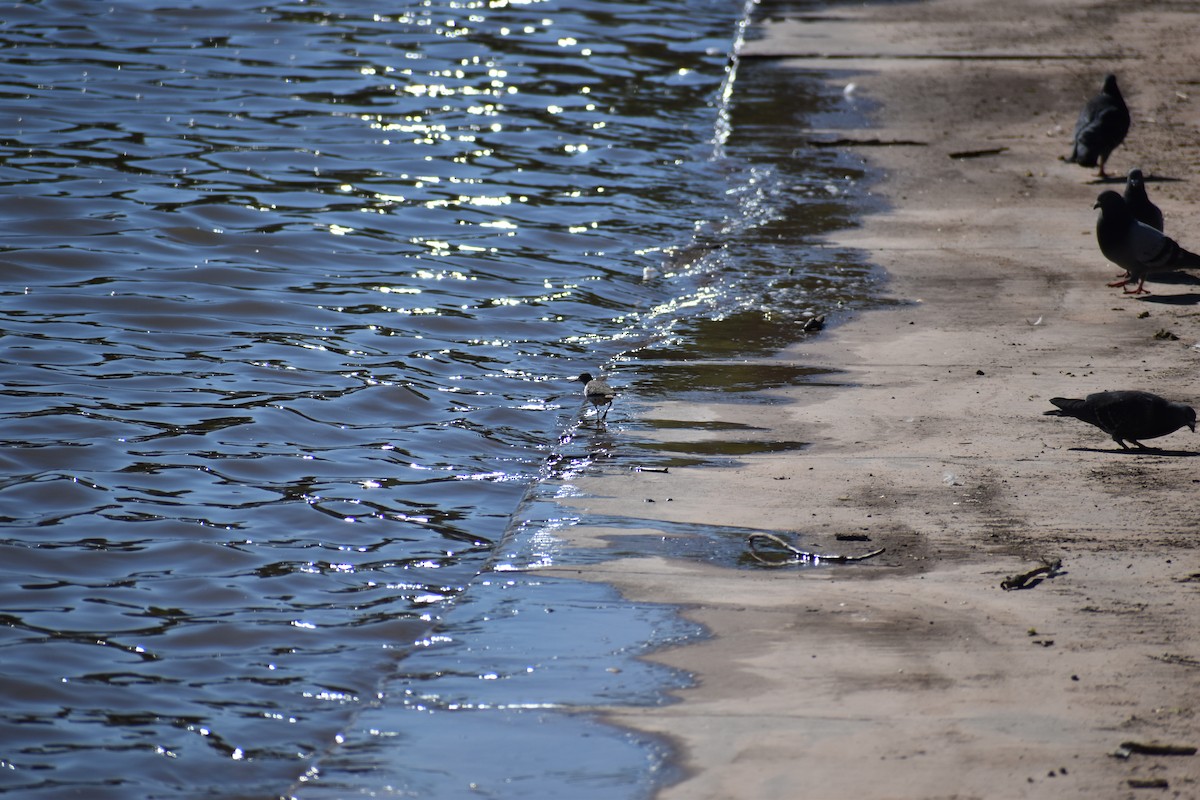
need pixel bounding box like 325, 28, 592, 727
1123, 168, 1163, 231
1044, 390, 1196, 449
575, 372, 616, 420
1065, 74, 1130, 178
1094, 190, 1200, 294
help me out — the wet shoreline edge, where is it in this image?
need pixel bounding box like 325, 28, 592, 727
522, 0, 902, 793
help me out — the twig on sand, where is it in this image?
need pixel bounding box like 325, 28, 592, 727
1000, 558, 1063, 590
1150, 653, 1200, 669
747, 532, 885, 567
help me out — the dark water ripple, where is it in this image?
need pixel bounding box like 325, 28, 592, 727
0, 0, 791, 796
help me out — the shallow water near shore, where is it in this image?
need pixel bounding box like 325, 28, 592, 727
0, 0, 882, 797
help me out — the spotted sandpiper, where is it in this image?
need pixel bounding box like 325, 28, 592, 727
575, 372, 616, 420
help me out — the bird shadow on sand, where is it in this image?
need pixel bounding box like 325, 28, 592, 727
1137, 291, 1200, 306
1148, 270, 1200, 286
1085, 174, 1185, 186
1140, 174, 1186, 185
1134, 271, 1200, 304
1069, 446, 1200, 457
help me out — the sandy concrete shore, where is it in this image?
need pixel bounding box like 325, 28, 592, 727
552, 1, 1200, 797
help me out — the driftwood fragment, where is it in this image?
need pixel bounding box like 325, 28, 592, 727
1115, 741, 1198, 758
805, 137, 927, 148
631, 466, 669, 474
1127, 778, 1169, 789
948, 146, 1009, 160
747, 532, 885, 567
1001, 558, 1063, 590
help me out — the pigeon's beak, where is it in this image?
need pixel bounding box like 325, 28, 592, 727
1190, 422, 1196, 433
1093, 200, 1101, 209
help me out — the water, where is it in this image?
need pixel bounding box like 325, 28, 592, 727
0, 0, 883, 797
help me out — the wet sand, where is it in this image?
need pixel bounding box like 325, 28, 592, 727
551, 1, 1200, 797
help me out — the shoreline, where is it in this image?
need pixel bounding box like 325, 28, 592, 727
551, 0, 1200, 797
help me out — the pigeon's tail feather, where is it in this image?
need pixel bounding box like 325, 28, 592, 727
1175, 246, 1200, 270
1045, 397, 1085, 416
1066, 146, 1096, 168
1070, 146, 1097, 168
1044, 397, 1102, 425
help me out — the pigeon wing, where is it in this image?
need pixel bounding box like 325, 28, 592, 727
1126, 222, 1200, 272
1087, 392, 1153, 438
1072, 106, 1129, 165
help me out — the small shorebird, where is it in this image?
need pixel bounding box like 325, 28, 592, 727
575, 372, 616, 420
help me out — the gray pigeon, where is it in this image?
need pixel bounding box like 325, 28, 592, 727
1123, 168, 1163, 231
1066, 74, 1130, 178
575, 372, 615, 420
1094, 190, 1200, 294
1044, 390, 1196, 449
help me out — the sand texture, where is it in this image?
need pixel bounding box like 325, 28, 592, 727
551, 1, 1200, 797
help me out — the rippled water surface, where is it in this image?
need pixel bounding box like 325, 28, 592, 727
0, 0, 880, 797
